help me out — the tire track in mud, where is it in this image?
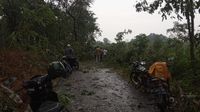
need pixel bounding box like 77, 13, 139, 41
58, 65, 158, 112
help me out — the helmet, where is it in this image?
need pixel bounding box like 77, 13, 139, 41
67, 44, 71, 47
47, 61, 67, 79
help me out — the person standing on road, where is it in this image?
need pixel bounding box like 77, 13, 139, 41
99, 47, 104, 62
103, 49, 108, 59
95, 47, 102, 62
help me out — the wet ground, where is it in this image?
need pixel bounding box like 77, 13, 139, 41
57, 62, 158, 112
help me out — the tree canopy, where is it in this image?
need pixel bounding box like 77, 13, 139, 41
135, 0, 200, 75
0, 0, 100, 56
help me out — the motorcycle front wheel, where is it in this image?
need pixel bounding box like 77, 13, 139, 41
130, 73, 142, 88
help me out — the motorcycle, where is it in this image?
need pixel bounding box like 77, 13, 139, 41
150, 77, 175, 112
23, 74, 69, 112
62, 56, 79, 70
130, 61, 148, 88
0, 61, 71, 112
129, 61, 175, 112
60, 57, 73, 75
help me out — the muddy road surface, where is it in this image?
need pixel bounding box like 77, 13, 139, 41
57, 63, 157, 112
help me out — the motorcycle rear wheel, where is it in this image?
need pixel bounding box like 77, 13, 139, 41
156, 94, 169, 112
73, 61, 79, 70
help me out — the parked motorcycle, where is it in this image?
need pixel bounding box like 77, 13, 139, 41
130, 61, 148, 88
62, 56, 79, 70
23, 74, 68, 112
130, 61, 175, 112
150, 77, 174, 112
0, 61, 70, 112
23, 61, 70, 112
61, 57, 73, 75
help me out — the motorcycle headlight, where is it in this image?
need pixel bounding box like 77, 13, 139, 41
140, 61, 146, 65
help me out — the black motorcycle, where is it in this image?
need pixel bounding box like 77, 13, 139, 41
61, 57, 73, 75
130, 61, 175, 112
62, 56, 79, 70
150, 77, 174, 112
130, 61, 148, 88
23, 75, 68, 112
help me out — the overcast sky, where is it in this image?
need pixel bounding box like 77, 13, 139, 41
90, 0, 200, 42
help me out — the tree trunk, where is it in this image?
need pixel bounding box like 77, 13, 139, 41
73, 18, 78, 41
190, 0, 196, 75
66, 10, 78, 41
186, 0, 196, 75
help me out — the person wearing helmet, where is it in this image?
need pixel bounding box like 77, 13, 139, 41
64, 44, 74, 59
64, 44, 79, 70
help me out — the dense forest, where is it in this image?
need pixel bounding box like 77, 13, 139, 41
0, 0, 200, 112
0, 0, 100, 60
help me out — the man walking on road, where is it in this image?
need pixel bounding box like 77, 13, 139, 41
95, 47, 102, 62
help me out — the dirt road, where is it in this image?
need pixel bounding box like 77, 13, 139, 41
57, 62, 157, 112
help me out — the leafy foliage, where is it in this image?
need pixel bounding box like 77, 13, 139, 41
0, 0, 99, 60
167, 21, 188, 41
135, 0, 200, 75
135, 0, 200, 20
99, 31, 200, 111
115, 29, 132, 43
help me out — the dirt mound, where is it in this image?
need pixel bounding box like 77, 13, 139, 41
0, 50, 47, 78
0, 49, 48, 111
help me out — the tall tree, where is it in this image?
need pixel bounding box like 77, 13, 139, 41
135, 0, 200, 74
167, 22, 188, 41
0, 0, 22, 32
103, 38, 111, 44
115, 29, 132, 43
51, 0, 96, 41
